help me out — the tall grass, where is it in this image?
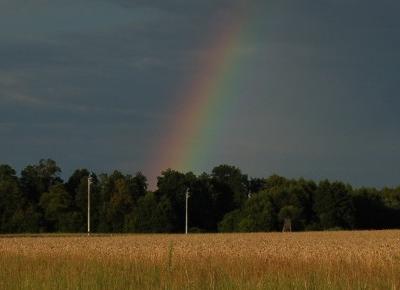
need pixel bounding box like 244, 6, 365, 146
0, 231, 399, 289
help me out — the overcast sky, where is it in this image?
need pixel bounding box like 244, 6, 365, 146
0, 0, 399, 188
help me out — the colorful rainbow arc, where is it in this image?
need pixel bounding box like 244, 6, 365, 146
146, 2, 251, 186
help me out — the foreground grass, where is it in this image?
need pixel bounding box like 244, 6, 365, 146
0, 231, 399, 289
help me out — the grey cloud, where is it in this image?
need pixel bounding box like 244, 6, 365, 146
0, 0, 399, 187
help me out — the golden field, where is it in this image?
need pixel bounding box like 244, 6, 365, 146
0, 231, 400, 289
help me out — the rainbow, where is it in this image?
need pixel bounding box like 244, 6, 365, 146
147, 2, 251, 186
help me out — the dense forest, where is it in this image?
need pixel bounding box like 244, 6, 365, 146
0, 159, 399, 234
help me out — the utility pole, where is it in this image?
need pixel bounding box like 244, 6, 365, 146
185, 189, 190, 235
87, 174, 93, 236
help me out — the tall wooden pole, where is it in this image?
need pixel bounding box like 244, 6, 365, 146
87, 175, 92, 236
185, 190, 189, 235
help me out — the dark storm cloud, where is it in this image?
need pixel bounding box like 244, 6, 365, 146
0, 0, 399, 187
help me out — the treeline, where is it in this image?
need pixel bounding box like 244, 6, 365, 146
0, 159, 399, 233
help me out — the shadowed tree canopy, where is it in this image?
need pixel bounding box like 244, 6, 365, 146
20, 159, 62, 203
0, 161, 399, 233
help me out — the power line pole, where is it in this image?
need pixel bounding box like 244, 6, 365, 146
87, 174, 93, 236
185, 189, 190, 235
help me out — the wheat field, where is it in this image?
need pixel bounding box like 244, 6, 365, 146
0, 231, 399, 289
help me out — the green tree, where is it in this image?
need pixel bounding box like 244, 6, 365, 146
186, 173, 215, 231
0, 165, 23, 232
263, 175, 290, 191
66, 169, 90, 201
238, 190, 276, 232
248, 178, 266, 195
0, 164, 41, 233
352, 188, 388, 229
20, 159, 62, 202
126, 192, 174, 233
129, 172, 148, 200
381, 187, 400, 209
96, 170, 147, 232
314, 181, 354, 230
218, 209, 242, 232
65, 169, 91, 232
211, 165, 248, 223
156, 169, 188, 232
39, 184, 75, 232
105, 173, 134, 232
